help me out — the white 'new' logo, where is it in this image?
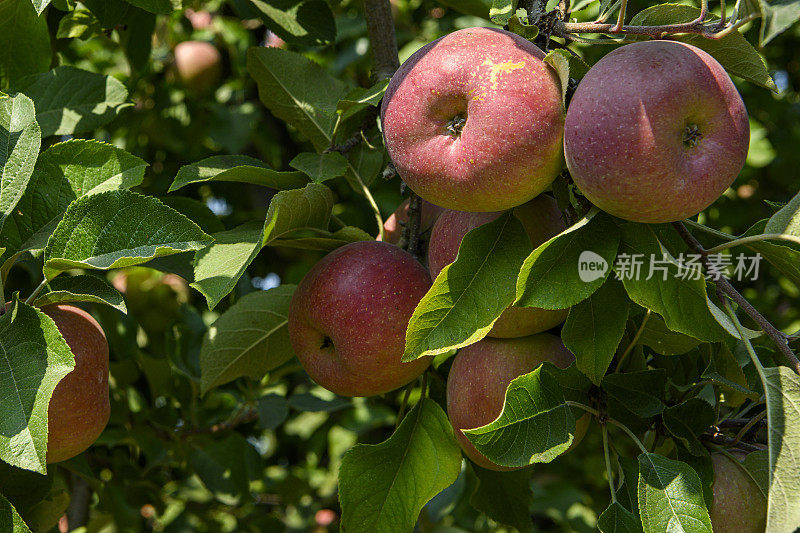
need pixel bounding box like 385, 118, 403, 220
578, 250, 608, 283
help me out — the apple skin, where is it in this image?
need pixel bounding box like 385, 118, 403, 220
710, 453, 766, 533
428, 195, 568, 338
446, 334, 589, 471
288, 241, 433, 397
40, 304, 110, 464
378, 198, 445, 244
174, 41, 222, 94
381, 27, 565, 212
564, 40, 749, 223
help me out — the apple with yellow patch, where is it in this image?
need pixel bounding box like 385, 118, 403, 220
381, 27, 565, 212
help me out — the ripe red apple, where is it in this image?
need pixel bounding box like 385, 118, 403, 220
564, 40, 749, 223
381, 27, 565, 212
41, 304, 110, 463
709, 453, 766, 533
446, 334, 589, 470
288, 241, 432, 396
378, 198, 445, 244
428, 195, 568, 338
174, 41, 222, 94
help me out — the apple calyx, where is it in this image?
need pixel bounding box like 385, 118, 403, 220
445, 114, 467, 138
682, 123, 703, 148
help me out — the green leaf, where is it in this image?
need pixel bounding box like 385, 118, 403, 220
602, 370, 666, 432
287, 390, 350, 412
270, 226, 372, 251
629, 4, 776, 91
639, 314, 701, 355
516, 210, 620, 310
289, 152, 348, 183
43, 190, 212, 280
0, 0, 50, 90
637, 453, 712, 533
0, 494, 31, 533
758, 0, 800, 45
764, 190, 800, 236
169, 155, 307, 192
337, 78, 390, 119
123, 0, 180, 14
339, 399, 462, 533
0, 93, 40, 232
80, 0, 129, 27
469, 465, 533, 533
33, 274, 126, 313
118, 6, 155, 73
543, 49, 590, 105
0, 139, 146, 272
464, 363, 576, 468
16, 67, 131, 137
247, 47, 350, 151
597, 501, 642, 533
489, 0, 516, 24
742, 449, 770, 497
191, 183, 333, 309
257, 393, 289, 429
188, 433, 262, 503
617, 223, 730, 342
199, 285, 296, 394
662, 399, 715, 456
403, 212, 531, 361
701, 344, 755, 406
248, 0, 336, 46
56, 8, 103, 39
762, 365, 800, 532
436, 0, 492, 17
562, 277, 630, 385
0, 299, 75, 474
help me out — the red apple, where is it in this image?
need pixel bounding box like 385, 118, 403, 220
41, 304, 110, 463
174, 41, 222, 94
428, 195, 568, 337
564, 40, 749, 223
446, 334, 589, 470
378, 198, 445, 244
381, 27, 565, 212
709, 453, 766, 533
288, 241, 432, 396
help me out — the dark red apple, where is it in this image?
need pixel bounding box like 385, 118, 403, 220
288, 241, 432, 396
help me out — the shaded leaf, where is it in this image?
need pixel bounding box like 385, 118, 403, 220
562, 277, 630, 385
169, 155, 307, 192
249, 0, 336, 46
0, 0, 50, 90
470, 465, 533, 533
34, 275, 126, 313
639, 314, 701, 355
0, 494, 31, 533
662, 399, 715, 456
597, 501, 642, 533
289, 152, 348, 183
200, 285, 295, 394
0, 92, 40, 232
257, 394, 289, 430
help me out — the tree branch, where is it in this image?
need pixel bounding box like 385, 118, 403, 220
672, 221, 800, 376
363, 0, 400, 80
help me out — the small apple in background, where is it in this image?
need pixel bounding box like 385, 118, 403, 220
185, 9, 213, 30
378, 197, 445, 244
564, 40, 749, 223
264, 31, 286, 49
446, 334, 589, 471
174, 41, 222, 94
288, 241, 432, 397
381, 27, 565, 212
709, 452, 766, 533
428, 195, 568, 338
41, 304, 110, 463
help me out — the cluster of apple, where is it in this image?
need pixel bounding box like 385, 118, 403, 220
287, 27, 750, 472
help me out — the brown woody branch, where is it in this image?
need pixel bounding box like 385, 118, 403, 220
672, 221, 800, 376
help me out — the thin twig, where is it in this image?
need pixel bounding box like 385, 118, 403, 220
704, 233, 800, 254
717, 417, 767, 429
602, 424, 617, 504
672, 221, 800, 376
730, 410, 767, 446
703, 430, 765, 452
363, 0, 400, 80
615, 310, 651, 372
180, 408, 259, 436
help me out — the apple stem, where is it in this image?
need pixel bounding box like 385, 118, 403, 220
25, 278, 48, 306
672, 221, 800, 376
601, 424, 618, 503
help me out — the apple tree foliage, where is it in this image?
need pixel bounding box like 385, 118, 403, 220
0, 0, 799, 531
